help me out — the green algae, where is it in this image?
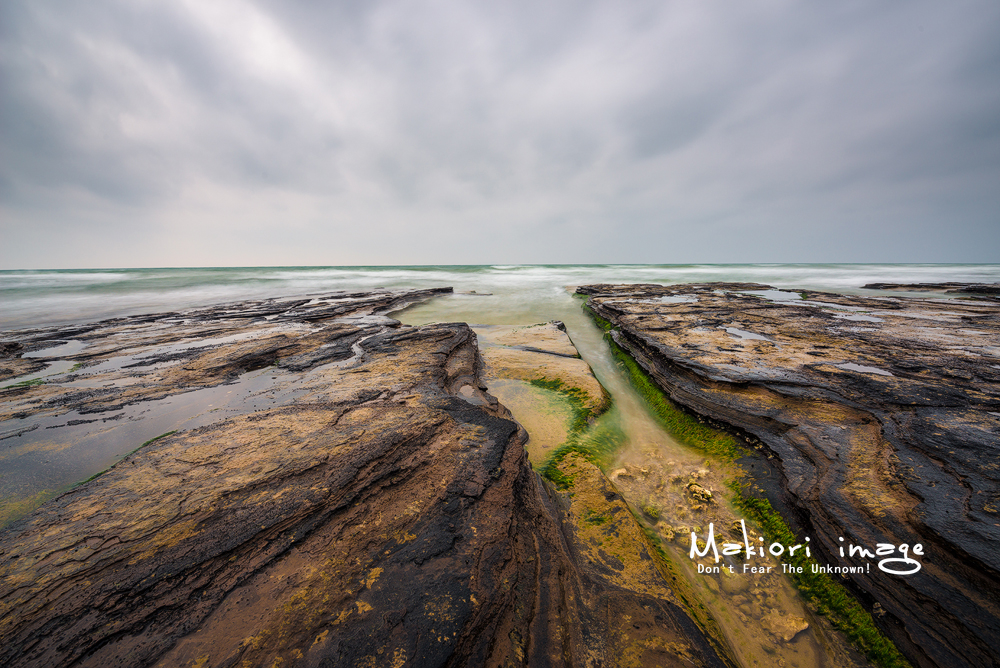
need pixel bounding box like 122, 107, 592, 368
6, 378, 44, 388
0, 489, 56, 528
135, 430, 178, 451
527, 378, 593, 435
731, 488, 911, 668
529, 374, 626, 488
540, 415, 626, 488
585, 300, 913, 668
74, 430, 178, 487
606, 340, 744, 461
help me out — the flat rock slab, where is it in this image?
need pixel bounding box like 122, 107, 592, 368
0, 292, 725, 668
0, 288, 452, 522
473, 322, 610, 464
579, 282, 1000, 668
862, 281, 1000, 296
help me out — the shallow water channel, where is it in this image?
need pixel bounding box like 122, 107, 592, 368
397, 289, 869, 668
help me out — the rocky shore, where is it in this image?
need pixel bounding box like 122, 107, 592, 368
578, 282, 1000, 668
0, 290, 726, 668
861, 282, 1000, 296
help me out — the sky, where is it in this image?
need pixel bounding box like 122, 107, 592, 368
1, 0, 998, 268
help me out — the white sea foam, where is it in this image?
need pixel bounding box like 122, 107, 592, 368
2, 264, 998, 331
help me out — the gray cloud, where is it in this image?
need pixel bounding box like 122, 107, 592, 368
1, 0, 998, 267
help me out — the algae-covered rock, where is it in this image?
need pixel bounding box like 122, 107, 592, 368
475, 321, 609, 418
579, 282, 1000, 668
474, 321, 611, 465
686, 482, 713, 504
0, 293, 726, 668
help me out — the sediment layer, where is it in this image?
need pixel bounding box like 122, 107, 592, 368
578, 282, 1000, 668
0, 291, 725, 668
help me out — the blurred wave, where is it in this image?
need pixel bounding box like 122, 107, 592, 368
2, 264, 997, 331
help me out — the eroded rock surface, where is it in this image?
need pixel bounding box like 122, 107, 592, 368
474, 321, 610, 464
862, 282, 1000, 296
579, 282, 1000, 668
474, 321, 606, 409
0, 289, 452, 523
0, 292, 726, 668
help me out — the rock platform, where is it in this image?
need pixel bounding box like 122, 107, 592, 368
578, 282, 1000, 668
0, 290, 725, 668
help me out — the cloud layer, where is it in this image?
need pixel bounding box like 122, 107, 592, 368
2, 0, 998, 267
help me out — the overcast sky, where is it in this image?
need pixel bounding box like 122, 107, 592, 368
1, 0, 998, 268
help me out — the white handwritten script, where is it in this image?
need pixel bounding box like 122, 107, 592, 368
689, 521, 923, 575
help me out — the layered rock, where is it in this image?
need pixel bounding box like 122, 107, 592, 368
0, 289, 452, 523
861, 282, 1000, 296
578, 282, 1000, 668
472, 320, 867, 667
473, 321, 610, 463
0, 292, 726, 668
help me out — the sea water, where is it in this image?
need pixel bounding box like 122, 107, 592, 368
3, 263, 998, 331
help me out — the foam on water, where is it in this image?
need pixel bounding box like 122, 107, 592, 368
2, 264, 998, 331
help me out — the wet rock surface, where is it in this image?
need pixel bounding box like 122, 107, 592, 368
861, 282, 1000, 296
0, 291, 725, 668
473, 319, 866, 668
760, 613, 809, 643
0, 289, 452, 523
474, 322, 607, 411
474, 321, 610, 464
578, 282, 1000, 668
606, 445, 866, 668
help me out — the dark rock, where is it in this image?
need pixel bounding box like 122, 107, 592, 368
863, 282, 1000, 295
580, 282, 1000, 668
0, 343, 22, 359
0, 289, 724, 668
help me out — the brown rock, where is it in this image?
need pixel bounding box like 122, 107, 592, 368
761, 613, 809, 642
0, 292, 726, 668
579, 282, 1000, 668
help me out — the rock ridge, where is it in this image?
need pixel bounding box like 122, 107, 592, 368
578, 282, 1000, 668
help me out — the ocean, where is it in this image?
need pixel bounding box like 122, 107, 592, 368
2, 263, 998, 331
